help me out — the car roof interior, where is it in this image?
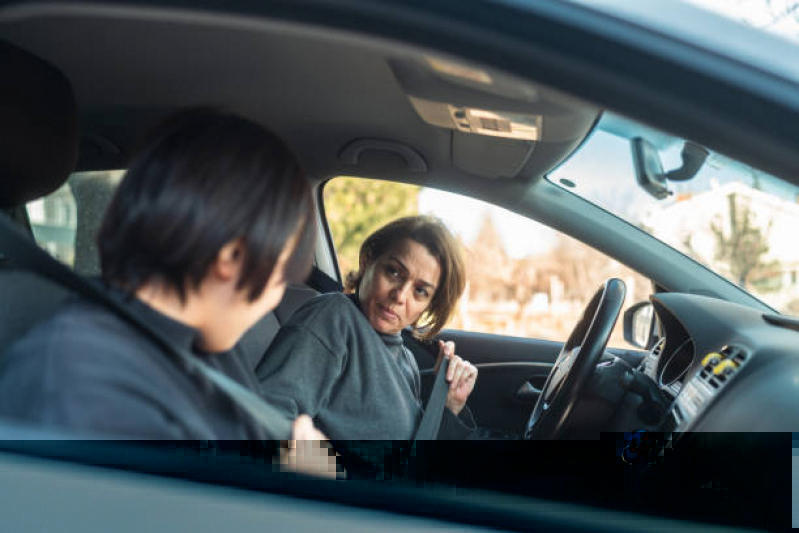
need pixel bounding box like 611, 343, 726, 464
5, 0, 788, 315
0, 3, 600, 198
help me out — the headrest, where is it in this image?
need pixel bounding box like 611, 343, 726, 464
0, 40, 79, 208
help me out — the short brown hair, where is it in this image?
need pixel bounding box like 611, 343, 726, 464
346, 216, 465, 340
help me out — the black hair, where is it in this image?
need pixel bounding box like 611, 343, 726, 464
98, 108, 315, 302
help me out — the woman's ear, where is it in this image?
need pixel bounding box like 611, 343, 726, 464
212, 239, 245, 282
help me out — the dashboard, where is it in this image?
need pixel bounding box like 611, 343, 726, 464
638, 292, 799, 432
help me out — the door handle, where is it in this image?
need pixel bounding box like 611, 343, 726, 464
515, 381, 542, 403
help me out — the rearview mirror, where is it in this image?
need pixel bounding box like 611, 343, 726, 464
631, 138, 709, 200
623, 301, 654, 349
631, 137, 669, 199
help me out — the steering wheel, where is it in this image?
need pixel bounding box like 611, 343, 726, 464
525, 278, 626, 439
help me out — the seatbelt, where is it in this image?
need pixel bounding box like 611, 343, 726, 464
413, 356, 449, 440
0, 214, 292, 440
309, 265, 449, 441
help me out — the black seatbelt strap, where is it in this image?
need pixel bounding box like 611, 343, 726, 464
413, 356, 449, 440
0, 214, 292, 440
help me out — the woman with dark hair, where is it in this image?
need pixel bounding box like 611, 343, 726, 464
256, 215, 478, 440
0, 108, 325, 441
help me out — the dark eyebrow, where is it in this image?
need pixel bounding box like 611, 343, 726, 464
388, 256, 437, 290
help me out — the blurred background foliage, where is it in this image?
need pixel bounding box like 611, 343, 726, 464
323, 176, 420, 279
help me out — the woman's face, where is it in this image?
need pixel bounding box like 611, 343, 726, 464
358, 238, 441, 336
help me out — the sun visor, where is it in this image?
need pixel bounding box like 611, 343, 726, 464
390, 57, 599, 180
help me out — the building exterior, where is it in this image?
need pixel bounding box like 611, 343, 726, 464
645, 181, 799, 312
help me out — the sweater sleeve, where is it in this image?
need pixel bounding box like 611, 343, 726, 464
254, 324, 343, 421
439, 404, 478, 440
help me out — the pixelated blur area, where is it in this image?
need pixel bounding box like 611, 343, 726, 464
273, 440, 345, 480
616, 431, 673, 468
793, 432, 799, 528
332, 441, 415, 481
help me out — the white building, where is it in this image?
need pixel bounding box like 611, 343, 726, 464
643, 181, 799, 311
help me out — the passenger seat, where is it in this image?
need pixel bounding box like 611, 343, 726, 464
238, 283, 320, 370
0, 40, 80, 350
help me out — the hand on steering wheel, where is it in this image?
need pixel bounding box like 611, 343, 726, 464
525, 278, 626, 439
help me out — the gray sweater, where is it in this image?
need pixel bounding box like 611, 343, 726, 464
255, 293, 475, 440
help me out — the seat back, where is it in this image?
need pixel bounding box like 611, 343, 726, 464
0, 40, 80, 355
0, 38, 320, 372
238, 283, 320, 369
0, 40, 78, 210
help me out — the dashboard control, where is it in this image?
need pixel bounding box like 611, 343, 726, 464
712, 359, 737, 376
673, 344, 750, 431
700, 352, 722, 367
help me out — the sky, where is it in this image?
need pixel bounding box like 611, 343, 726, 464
418, 187, 558, 258
418, 0, 799, 258
686, 0, 799, 41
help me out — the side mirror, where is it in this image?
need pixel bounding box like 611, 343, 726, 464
623, 302, 654, 349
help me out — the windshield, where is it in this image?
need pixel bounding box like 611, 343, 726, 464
684, 0, 799, 44
548, 112, 799, 315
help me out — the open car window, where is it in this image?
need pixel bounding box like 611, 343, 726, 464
323, 177, 650, 349
26, 170, 124, 275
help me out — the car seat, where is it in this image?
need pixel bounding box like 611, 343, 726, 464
0, 39, 79, 349
0, 39, 322, 370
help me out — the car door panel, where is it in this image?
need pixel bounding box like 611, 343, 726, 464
434, 329, 563, 367
415, 329, 648, 436
412, 330, 562, 437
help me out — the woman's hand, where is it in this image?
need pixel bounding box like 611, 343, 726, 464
275, 415, 344, 479
436, 340, 478, 416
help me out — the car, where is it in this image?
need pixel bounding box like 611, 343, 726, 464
0, 0, 793, 530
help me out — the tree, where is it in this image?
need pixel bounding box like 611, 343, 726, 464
465, 213, 511, 303
509, 257, 541, 326
466, 214, 544, 331
710, 192, 776, 288
550, 234, 611, 300
323, 177, 420, 277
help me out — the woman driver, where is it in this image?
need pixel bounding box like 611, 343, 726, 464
256, 216, 478, 439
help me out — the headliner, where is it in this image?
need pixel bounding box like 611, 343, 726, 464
0, 2, 599, 198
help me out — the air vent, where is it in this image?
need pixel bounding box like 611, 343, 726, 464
643, 337, 665, 378
652, 337, 665, 357
732, 349, 748, 365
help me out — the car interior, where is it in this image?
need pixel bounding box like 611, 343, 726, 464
0, 1, 793, 530
2, 0, 799, 444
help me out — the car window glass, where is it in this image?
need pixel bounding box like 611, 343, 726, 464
324, 177, 650, 349
548, 112, 799, 314
26, 170, 124, 275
